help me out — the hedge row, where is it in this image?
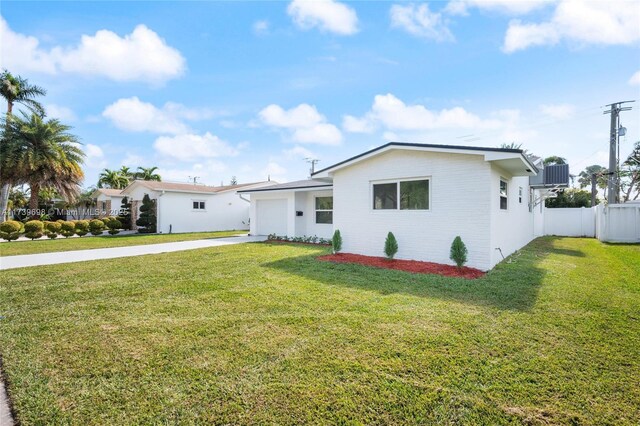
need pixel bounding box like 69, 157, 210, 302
0, 217, 124, 242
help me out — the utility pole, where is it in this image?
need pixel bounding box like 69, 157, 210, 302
591, 174, 597, 207
603, 101, 634, 204
305, 158, 319, 177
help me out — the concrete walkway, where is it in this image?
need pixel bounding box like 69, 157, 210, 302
0, 374, 13, 426
0, 235, 267, 270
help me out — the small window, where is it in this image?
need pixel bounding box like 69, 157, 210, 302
193, 201, 206, 210
519, 187, 523, 204
315, 196, 333, 224
500, 180, 508, 210
373, 183, 398, 210
400, 180, 429, 210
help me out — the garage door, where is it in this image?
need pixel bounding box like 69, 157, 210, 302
256, 199, 288, 235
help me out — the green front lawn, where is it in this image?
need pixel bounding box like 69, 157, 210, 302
0, 238, 638, 424
0, 229, 247, 257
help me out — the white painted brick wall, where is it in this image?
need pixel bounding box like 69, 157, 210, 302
333, 150, 493, 270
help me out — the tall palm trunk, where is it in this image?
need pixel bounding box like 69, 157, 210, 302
29, 182, 40, 212
0, 102, 13, 222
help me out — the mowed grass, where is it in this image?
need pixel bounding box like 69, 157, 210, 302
0, 229, 247, 257
0, 238, 638, 425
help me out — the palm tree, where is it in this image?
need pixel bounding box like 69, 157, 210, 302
98, 169, 129, 189
1, 112, 85, 211
0, 70, 47, 221
136, 166, 161, 181
543, 156, 567, 166
119, 166, 134, 182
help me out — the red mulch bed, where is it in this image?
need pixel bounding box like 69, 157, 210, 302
318, 253, 485, 279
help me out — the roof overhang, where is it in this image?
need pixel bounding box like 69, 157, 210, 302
312, 142, 538, 179
238, 184, 333, 194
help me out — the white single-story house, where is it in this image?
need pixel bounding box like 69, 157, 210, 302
91, 188, 125, 217
109, 180, 277, 233
240, 142, 568, 271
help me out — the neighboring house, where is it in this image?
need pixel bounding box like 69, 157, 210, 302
91, 188, 124, 217
240, 142, 568, 271
120, 180, 277, 234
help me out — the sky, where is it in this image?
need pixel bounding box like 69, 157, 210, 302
1, 0, 639, 188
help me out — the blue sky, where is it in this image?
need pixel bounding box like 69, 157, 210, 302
2, 0, 639, 188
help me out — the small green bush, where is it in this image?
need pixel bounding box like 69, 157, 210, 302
0, 220, 22, 241
89, 219, 105, 236
60, 221, 76, 238
450, 236, 468, 268
332, 229, 342, 254
75, 220, 89, 237
45, 221, 62, 239
384, 232, 398, 259
106, 218, 122, 235
24, 220, 45, 240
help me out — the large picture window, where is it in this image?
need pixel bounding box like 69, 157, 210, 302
373, 179, 430, 210
499, 180, 508, 210
315, 196, 333, 224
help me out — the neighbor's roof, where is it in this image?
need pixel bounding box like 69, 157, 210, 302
122, 180, 273, 195
91, 188, 124, 198
238, 179, 333, 193
312, 142, 539, 178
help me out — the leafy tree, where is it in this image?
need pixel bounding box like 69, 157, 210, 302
500, 142, 522, 150
230, 176, 238, 185
577, 165, 608, 190
1, 112, 85, 212
0, 71, 47, 221
135, 166, 161, 181
450, 236, 468, 268
384, 232, 398, 259
543, 156, 567, 166
620, 141, 640, 202
331, 229, 342, 254
98, 169, 129, 189
545, 188, 597, 208
136, 194, 157, 233
118, 196, 132, 230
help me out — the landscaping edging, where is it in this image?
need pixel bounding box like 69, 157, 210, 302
318, 253, 485, 279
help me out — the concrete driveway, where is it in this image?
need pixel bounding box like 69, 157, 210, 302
0, 235, 267, 270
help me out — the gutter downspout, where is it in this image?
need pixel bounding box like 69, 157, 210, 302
157, 190, 166, 233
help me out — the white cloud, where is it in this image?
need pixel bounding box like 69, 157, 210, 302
158, 161, 229, 183
45, 104, 77, 122
121, 153, 146, 167
287, 0, 359, 35
539, 103, 575, 120
102, 97, 215, 134
350, 93, 503, 131
503, 1, 640, 53
0, 17, 185, 84
253, 20, 270, 35
84, 144, 107, 169
343, 114, 376, 133
154, 132, 239, 162
390, 3, 454, 42
263, 161, 287, 181
259, 103, 343, 145
630, 70, 640, 86
445, 0, 551, 16
283, 145, 317, 160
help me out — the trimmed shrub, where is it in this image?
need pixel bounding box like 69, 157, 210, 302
0, 220, 22, 241
89, 219, 105, 236
24, 220, 45, 240
118, 196, 132, 230
136, 194, 157, 233
60, 221, 76, 238
106, 218, 122, 235
450, 236, 468, 268
384, 232, 398, 260
75, 220, 89, 237
45, 221, 62, 239
332, 229, 342, 254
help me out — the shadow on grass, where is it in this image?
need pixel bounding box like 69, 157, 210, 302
262, 238, 571, 312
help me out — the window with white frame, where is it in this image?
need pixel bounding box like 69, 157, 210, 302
373, 179, 430, 210
500, 179, 508, 210
315, 196, 333, 224
192, 201, 206, 210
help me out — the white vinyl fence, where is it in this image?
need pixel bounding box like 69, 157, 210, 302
544, 204, 640, 243
544, 207, 595, 237
595, 203, 640, 243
